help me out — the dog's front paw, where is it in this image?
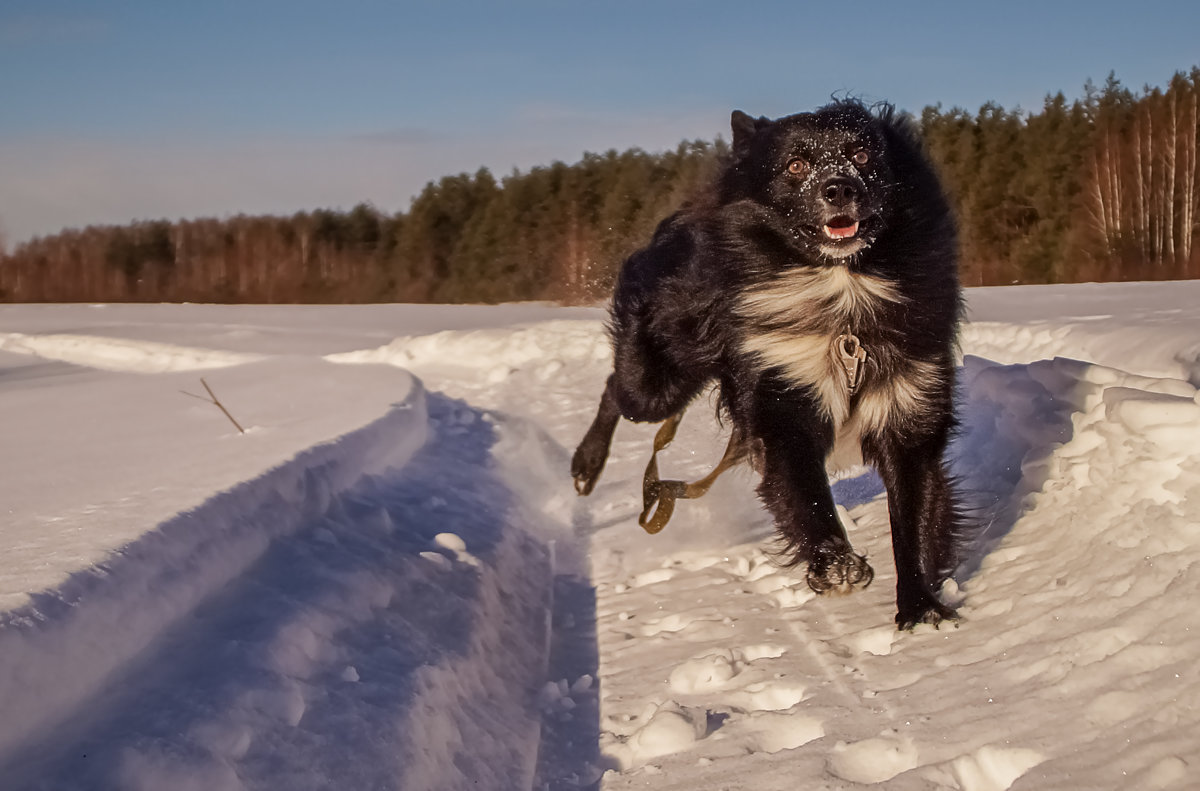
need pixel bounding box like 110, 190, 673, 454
806, 550, 874, 595
570, 442, 606, 496
895, 597, 960, 631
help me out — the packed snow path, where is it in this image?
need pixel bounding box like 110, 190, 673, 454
0, 387, 563, 790
2, 282, 1200, 789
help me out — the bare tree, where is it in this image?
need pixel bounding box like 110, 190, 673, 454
1183, 86, 1198, 271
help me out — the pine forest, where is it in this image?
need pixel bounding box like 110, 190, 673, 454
2, 69, 1198, 304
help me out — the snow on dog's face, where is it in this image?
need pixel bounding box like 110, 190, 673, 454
727, 102, 895, 262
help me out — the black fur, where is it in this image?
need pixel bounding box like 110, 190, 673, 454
572, 99, 965, 629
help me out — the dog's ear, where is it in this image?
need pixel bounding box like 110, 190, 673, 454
731, 110, 769, 153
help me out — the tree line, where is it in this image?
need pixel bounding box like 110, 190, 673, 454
922, 68, 1200, 286
2, 67, 1198, 304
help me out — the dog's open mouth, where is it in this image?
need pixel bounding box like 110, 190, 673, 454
822, 217, 860, 240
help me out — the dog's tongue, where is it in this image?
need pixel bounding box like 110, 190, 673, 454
823, 221, 860, 240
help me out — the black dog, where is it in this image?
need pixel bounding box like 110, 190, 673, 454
572, 99, 963, 629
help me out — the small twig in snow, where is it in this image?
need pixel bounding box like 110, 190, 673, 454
180, 377, 246, 434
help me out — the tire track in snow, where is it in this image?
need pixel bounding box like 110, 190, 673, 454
1, 394, 561, 791
0, 378, 430, 775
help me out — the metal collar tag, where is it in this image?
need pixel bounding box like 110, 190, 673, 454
836, 333, 867, 395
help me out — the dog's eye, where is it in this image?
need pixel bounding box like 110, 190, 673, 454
786, 158, 808, 176
852, 149, 870, 166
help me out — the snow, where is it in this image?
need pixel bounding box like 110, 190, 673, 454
2, 281, 1200, 789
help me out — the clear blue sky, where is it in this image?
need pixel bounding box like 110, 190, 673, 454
1, 0, 1197, 244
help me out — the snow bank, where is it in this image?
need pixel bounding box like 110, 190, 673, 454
0, 375, 430, 769
0, 352, 431, 607
0, 331, 262, 372
326, 319, 612, 381
956, 354, 1200, 560
963, 280, 1200, 384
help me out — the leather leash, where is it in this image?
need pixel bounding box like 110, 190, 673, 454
639, 411, 748, 534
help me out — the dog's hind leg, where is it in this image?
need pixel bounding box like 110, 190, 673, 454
571, 375, 622, 495
571, 355, 708, 495
574, 222, 713, 496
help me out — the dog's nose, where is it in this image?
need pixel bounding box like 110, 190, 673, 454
822, 177, 859, 208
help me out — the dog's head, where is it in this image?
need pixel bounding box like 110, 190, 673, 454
724, 100, 903, 262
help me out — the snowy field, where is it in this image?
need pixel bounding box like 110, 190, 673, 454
2, 281, 1199, 790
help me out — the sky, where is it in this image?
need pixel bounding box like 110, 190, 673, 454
1, 0, 1198, 246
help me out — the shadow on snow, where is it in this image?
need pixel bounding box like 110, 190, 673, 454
4, 393, 598, 791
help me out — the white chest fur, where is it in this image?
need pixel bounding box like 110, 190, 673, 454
735, 267, 940, 471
